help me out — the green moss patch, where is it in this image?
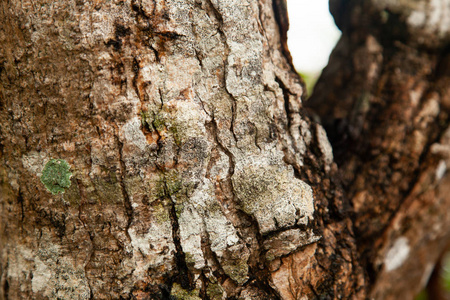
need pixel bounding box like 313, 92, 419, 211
40, 159, 72, 195
170, 283, 201, 300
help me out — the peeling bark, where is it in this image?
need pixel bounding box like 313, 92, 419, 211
1, 0, 449, 299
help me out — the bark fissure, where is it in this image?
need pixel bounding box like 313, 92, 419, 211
275, 76, 292, 132
204, 0, 239, 144
199, 227, 235, 289
165, 180, 194, 290
204, 113, 281, 298
17, 189, 24, 226
116, 137, 134, 242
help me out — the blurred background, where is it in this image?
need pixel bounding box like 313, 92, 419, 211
286, 0, 340, 95
285, 1, 450, 298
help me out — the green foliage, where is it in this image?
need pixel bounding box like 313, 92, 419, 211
298, 71, 320, 97
415, 290, 427, 300
40, 159, 72, 194
443, 253, 450, 291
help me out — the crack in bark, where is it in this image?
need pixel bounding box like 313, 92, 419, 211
195, 92, 211, 118
17, 189, 24, 229
162, 178, 194, 290
207, 115, 235, 187
205, 114, 281, 298
132, 57, 141, 104
274, 75, 309, 181
1, 262, 9, 300
252, 121, 262, 151
229, 97, 239, 143
116, 137, 133, 243
204, 0, 239, 144
275, 76, 292, 132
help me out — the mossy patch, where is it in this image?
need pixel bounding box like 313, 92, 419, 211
233, 168, 271, 215
165, 170, 182, 195
140, 111, 152, 131
206, 282, 224, 300
92, 176, 124, 205
141, 108, 185, 146
40, 159, 72, 195
152, 113, 166, 132
222, 258, 249, 285
170, 283, 201, 300
169, 125, 182, 146
152, 199, 171, 224
156, 170, 183, 198
184, 252, 196, 266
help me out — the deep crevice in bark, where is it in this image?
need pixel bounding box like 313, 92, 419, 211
200, 229, 233, 287
204, 113, 281, 298
275, 76, 292, 131
166, 190, 194, 291
17, 189, 24, 226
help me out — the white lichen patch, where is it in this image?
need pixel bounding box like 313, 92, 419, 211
164, 55, 201, 101
233, 153, 315, 234
178, 180, 241, 271
32, 257, 52, 293
408, 10, 427, 27
121, 117, 148, 151
163, 98, 211, 141
78, 5, 129, 48
210, 0, 264, 98
5, 246, 34, 289
207, 151, 230, 181
426, 0, 450, 35
178, 203, 207, 270
436, 160, 447, 181
128, 219, 175, 278
18, 229, 92, 299
431, 126, 450, 159
384, 236, 410, 272
415, 94, 440, 124
370, 0, 450, 42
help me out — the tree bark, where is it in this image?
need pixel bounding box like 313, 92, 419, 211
308, 0, 450, 298
0, 0, 449, 299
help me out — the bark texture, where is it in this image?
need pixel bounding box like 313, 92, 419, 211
0, 0, 335, 298
0, 0, 449, 299
309, 0, 450, 298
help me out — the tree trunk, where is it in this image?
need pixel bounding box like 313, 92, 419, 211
307, 0, 450, 298
0, 0, 449, 299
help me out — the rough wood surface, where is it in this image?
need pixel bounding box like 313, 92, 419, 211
310, 0, 450, 298
1, 0, 449, 299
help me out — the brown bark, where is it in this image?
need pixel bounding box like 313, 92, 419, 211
0, 0, 449, 299
308, 0, 450, 298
